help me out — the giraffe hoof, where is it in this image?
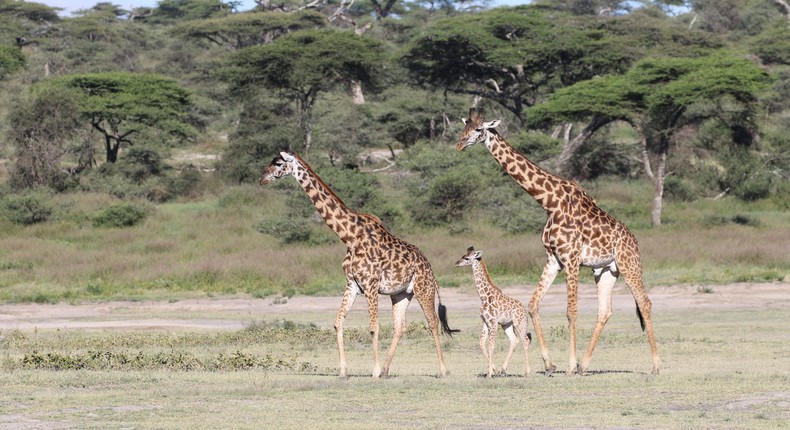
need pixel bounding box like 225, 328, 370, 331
543, 365, 557, 376
651, 367, 660, 376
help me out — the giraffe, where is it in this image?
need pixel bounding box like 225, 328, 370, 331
260, 151, 458, 378
456, 108, 660, 375
455, 247, 531, 378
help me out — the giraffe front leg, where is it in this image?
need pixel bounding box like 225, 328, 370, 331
479, 321, 493, 378
565, 264, 581, 375
487, 322, 498, 378
335, 280, 360, 379
529, 255, 561, 375
363, 286, 382, 379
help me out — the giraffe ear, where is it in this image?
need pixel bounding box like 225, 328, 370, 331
280, 152, 295, 163
461, 118, 468, 125
482, 120, 500, 130
473, 251, 483, 260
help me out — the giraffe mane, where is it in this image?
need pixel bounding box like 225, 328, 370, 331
292, 152, 353, 212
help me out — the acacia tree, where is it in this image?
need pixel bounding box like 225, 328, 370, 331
53, 72, 197, 163
529, 53, 771, 226
228, 28, 385, 158
169, 10, 326, 49
400, 6, 634, 124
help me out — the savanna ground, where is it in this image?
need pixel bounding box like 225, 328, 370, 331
1, 281, 789, 429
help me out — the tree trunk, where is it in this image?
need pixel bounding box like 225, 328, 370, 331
635, 126, 667, 227
557, 115, 610, 176
302, 92, 317, 159
350, 80, 365, 105
105, 134, 120, 163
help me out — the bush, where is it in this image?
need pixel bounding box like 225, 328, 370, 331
409, 169, 480, 225
93, 203, 149, 228
663, 176, 697, 202
1, 190, 54, 225
254, 217, 332, 245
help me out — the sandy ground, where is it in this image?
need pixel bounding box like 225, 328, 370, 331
1, 282, 787, 332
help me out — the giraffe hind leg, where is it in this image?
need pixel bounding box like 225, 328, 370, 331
381, 292, 412, 378
579, 267, 616, 374
617, 238, 661, 375
501, 323, 519, 376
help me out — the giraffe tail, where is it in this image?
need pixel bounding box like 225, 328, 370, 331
635, 300, 646, 332
438, 303, 460, 337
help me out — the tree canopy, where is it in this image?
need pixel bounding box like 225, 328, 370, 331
228, 28, 386, 156
530, 52, 771, 225
52, 72, 197, 163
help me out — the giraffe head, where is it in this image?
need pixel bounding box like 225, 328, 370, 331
260, 152, 297, 185
455, 246, 483, 267
456, 108, 501, 152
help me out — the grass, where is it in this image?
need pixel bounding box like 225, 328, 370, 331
1, 305, 788, 429
0, 183, 788, 303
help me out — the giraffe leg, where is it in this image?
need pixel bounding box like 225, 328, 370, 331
518, 316, 532, 377
363, 286, 381, 378
621, 267, 661, 375
528, 255, 561, 375
335, 280, 360, 379
480, 320, 493, 378
579, 268, 616, 374
381, 291, 412, 378
565, 264, 581, 375
415, 283, 448, 377
486, 321, 498, 378
500, 323, 518, 376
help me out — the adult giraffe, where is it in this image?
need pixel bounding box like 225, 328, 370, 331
456, 108, 660, 375
260, 151, 458, 378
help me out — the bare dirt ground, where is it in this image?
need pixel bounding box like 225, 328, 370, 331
1, 282, 787, 332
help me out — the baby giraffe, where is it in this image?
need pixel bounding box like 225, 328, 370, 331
456, 247, 531, 378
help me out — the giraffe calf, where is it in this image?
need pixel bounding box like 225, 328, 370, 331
456, 247, 531, 378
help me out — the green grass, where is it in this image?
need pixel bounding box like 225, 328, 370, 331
1, 306, 788, 429
0, 184, 788, 303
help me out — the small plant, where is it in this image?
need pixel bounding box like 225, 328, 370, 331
696, 286, 715, 294
93, 203, 148, 228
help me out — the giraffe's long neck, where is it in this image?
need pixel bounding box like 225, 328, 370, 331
471, 259, 500, 301
486, 133, 565, 212
292, 157, 360, 245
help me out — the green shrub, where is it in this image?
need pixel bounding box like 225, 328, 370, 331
1, 190, 54, 225
663, 176, 697, 202
93, 203, 149, 228
409, 169, 480, 225
254, 217, 332, 245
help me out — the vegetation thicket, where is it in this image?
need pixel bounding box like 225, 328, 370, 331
0, 0, 788, 302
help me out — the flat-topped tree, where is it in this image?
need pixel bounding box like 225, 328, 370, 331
228, 29, 385, 158
53, 72, 197, 163
529, 52, 771, 226
400, 5, 633, 124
